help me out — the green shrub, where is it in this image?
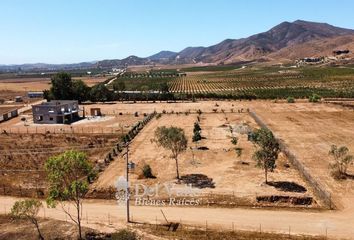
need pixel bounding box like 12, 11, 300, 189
309, 93, 321, 102
111, 229, 138, 240
286, 96, 295, 103
231, 137, 238, 145
193, 122, 201, 133
142, 164, 155, 179
192, 131, 202, 142
235, 147, 243, 157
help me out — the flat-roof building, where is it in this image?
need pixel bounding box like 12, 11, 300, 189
32, 100, 80, 124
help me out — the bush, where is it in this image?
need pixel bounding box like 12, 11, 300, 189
111, 229, 138, 240
309, 93, 321, 102
231, 137, 238, 145
192, 131, 202, 142
193, 122, 201, 133
235, 147, 243, 157
156, 113, 162, 119
142, 164, 155, 179
134, 112, 139, 117
286, 96, 295, 103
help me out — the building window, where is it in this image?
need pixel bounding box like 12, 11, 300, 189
49, 117, 54, 121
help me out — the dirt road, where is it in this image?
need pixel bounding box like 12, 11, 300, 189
1, 196, 353, 239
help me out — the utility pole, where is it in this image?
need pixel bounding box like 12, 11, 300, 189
125, 143, 130, 223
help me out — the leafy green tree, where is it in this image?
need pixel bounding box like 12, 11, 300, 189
50, 72, 74, 100
159, 82, 169, 93
90, 83, 112, 102
113, 81, 126, 91
329, 145, 354, 179
192, 122, 202, 142
45, 150, 96, 240
72, 80, 90, 103
11, 199, 44, 240
141, 85, 149, 102
154, 126, 188, 179
252, 128, 280, 183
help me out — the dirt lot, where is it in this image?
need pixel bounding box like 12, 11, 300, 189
0, 215, 86, 240
91, 112, 315, 207
0, 76, 107, 101
0, 133, 121, 196
253, 103, 354, 210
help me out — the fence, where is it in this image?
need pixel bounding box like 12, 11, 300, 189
0, 126, 124, 135
248, 110, 334, 209
97, 111, 157, 172
0, 203, 331, 239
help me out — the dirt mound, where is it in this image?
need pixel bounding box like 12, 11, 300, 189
256, 195, 313, 205
267, 181, 307, 193
180, 174, 215, 189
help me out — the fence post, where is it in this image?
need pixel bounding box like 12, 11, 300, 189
259, 224, 262, 234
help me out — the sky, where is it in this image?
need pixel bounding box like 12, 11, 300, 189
1, 0, 354, 65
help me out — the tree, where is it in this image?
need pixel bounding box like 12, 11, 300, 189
50, 72, 74, 100
329, 145, 354, 179
90, 83, 112, 102
192, 122, 202, 142
113, 81, 126, 92
45, 150, 96, 239
154, 126, 188, 179
141, 85, 149, 102
252, 128, 280, 184
159, 82, 169, 93
72, 80, 90, 103
193, 122, 201, 133
11, 199, 44, 240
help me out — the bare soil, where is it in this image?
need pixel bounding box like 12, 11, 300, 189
0, 133, 120, 197
91, 112, 315, 208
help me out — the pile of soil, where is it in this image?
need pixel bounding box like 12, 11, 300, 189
267, 181, 307, 193
256, 195, 313, 205
180, 174, 215, 189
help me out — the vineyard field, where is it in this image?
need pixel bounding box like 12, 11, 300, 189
112, 66, 354, 98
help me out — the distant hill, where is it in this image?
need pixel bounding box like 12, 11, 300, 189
96, 20, 354, 67
166, 20, 354, 64
2, 20, 354, 71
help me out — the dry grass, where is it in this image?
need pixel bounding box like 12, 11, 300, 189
140, 223, 326, 240
0, 133, 120, 196
0, 215, 87, 240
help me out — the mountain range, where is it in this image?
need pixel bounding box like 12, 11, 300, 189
96, 20, 354, 67
1, 20, 354, 71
